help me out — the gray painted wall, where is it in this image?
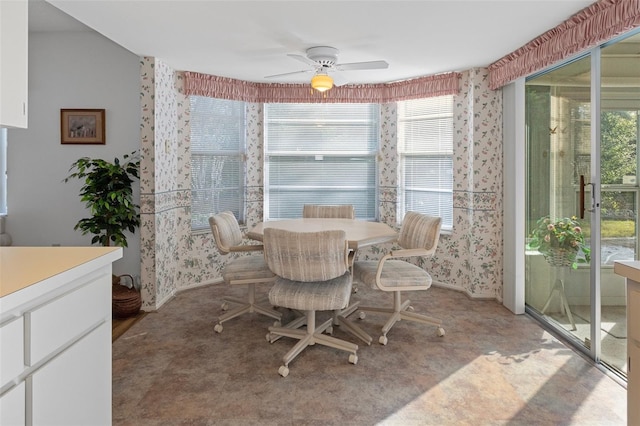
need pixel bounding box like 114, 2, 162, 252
6, 30, 141, 277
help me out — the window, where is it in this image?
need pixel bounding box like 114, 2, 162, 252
264, 103, 379, 220
398, 96, 453, 229
0, 128, 6, 215
190, 96, 245, 231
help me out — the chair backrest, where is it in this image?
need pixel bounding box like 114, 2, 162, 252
302, 204, 355, 219
209, 211, 243, 255
263, 228, 349, 282
398, 212, 442, 253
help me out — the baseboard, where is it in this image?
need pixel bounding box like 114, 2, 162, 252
175, 278, 224, 294
432, 280, 500, 302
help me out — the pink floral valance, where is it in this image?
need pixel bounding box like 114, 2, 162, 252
489, 0, 640, 90
183, 71, 461, 103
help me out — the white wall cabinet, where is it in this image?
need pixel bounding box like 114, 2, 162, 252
0, 247, 121, 425
0, 0, 28, 128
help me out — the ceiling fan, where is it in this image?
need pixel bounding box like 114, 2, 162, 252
265, 46, 389, 92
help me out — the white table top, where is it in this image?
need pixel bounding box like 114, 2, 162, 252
247, 218, 398, 250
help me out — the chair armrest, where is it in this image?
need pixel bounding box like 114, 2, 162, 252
388, 248, 432, 258
229, 244, 264, 253
372, 248, 434, 290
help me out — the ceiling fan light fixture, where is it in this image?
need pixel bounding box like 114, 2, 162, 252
311, 73, 333, 92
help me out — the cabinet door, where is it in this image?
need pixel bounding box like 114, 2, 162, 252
0, 0, 28, 128
630, 340, 640, 425
0, 316, 24, 388
0, 381, 25, 426
29, 323, 111, 426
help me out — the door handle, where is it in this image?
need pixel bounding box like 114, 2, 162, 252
580, 175, 586, 219
579, 175, 595, 219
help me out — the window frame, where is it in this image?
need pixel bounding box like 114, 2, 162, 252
397, 95, 454, 230
189, 96, 246, 232
263, 103, 380, 221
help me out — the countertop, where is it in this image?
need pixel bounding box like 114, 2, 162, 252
0, 246, 122, 298
613, 260, 640, 282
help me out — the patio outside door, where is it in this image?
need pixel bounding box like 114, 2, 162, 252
524, 33, 640, 378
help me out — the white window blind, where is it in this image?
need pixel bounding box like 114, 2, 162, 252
190, 96, 245, 230
398, 96, 453, 229
264, 103, 379, 220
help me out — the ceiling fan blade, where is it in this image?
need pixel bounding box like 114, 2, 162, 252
287, 53, 318, 67
336, 60, 389, 71
264, 69, 313, 79
331, 72, 349, 87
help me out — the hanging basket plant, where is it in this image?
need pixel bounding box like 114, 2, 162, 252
527, 215, 591, 269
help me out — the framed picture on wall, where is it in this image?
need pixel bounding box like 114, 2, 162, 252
60, 109, 105, 145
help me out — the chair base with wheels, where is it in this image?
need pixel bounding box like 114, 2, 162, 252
214, 255, 282, 333
357, 286, 445, 345
267, 309, 358, 378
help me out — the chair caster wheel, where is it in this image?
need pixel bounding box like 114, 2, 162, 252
214, 323, 223, 333
266, 333, 273, 342
407, 305, 415, 312
221, 302, 229, 311
326, 326, 333, 335
273, 320, 281, 327
437, 327, 445, 337
379, 335, 388, 345
358, 311, 366, 320
349, 354, 358, 365
278, 365, 289, 377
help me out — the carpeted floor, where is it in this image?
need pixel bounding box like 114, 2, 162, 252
112, 283, 627, 425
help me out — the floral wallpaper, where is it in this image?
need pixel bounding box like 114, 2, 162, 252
139, 60, 504, 310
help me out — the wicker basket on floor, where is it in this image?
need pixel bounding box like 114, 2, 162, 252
112, 274, 141, 318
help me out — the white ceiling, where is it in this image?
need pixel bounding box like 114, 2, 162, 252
31, 0, 597, 86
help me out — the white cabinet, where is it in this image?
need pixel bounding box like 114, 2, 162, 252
614, 261, 640, 426
629, 281, 640, 425
0, 247, 122, 426
0, 0, 28, 128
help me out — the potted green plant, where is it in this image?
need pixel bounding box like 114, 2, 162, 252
527, 215, 591, 269
64, 151, 140, 247
64, 151, 142, 317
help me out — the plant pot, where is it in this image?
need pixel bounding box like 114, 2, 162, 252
544, 249, 576, 267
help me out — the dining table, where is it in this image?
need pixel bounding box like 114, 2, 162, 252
247, 217, 398, 259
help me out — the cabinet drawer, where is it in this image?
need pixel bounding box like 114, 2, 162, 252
27, 275, 109, 365
0, 316, 24, 387
30, 323, 111, 426
0, 381, 25, 426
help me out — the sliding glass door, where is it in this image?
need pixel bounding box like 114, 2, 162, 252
524, 31, 640, 377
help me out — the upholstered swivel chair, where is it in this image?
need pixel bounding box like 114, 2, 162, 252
209, 212, 282, 333
263, 228, 358, 377
302, 204, 355, 219
353, 211, 445, 345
